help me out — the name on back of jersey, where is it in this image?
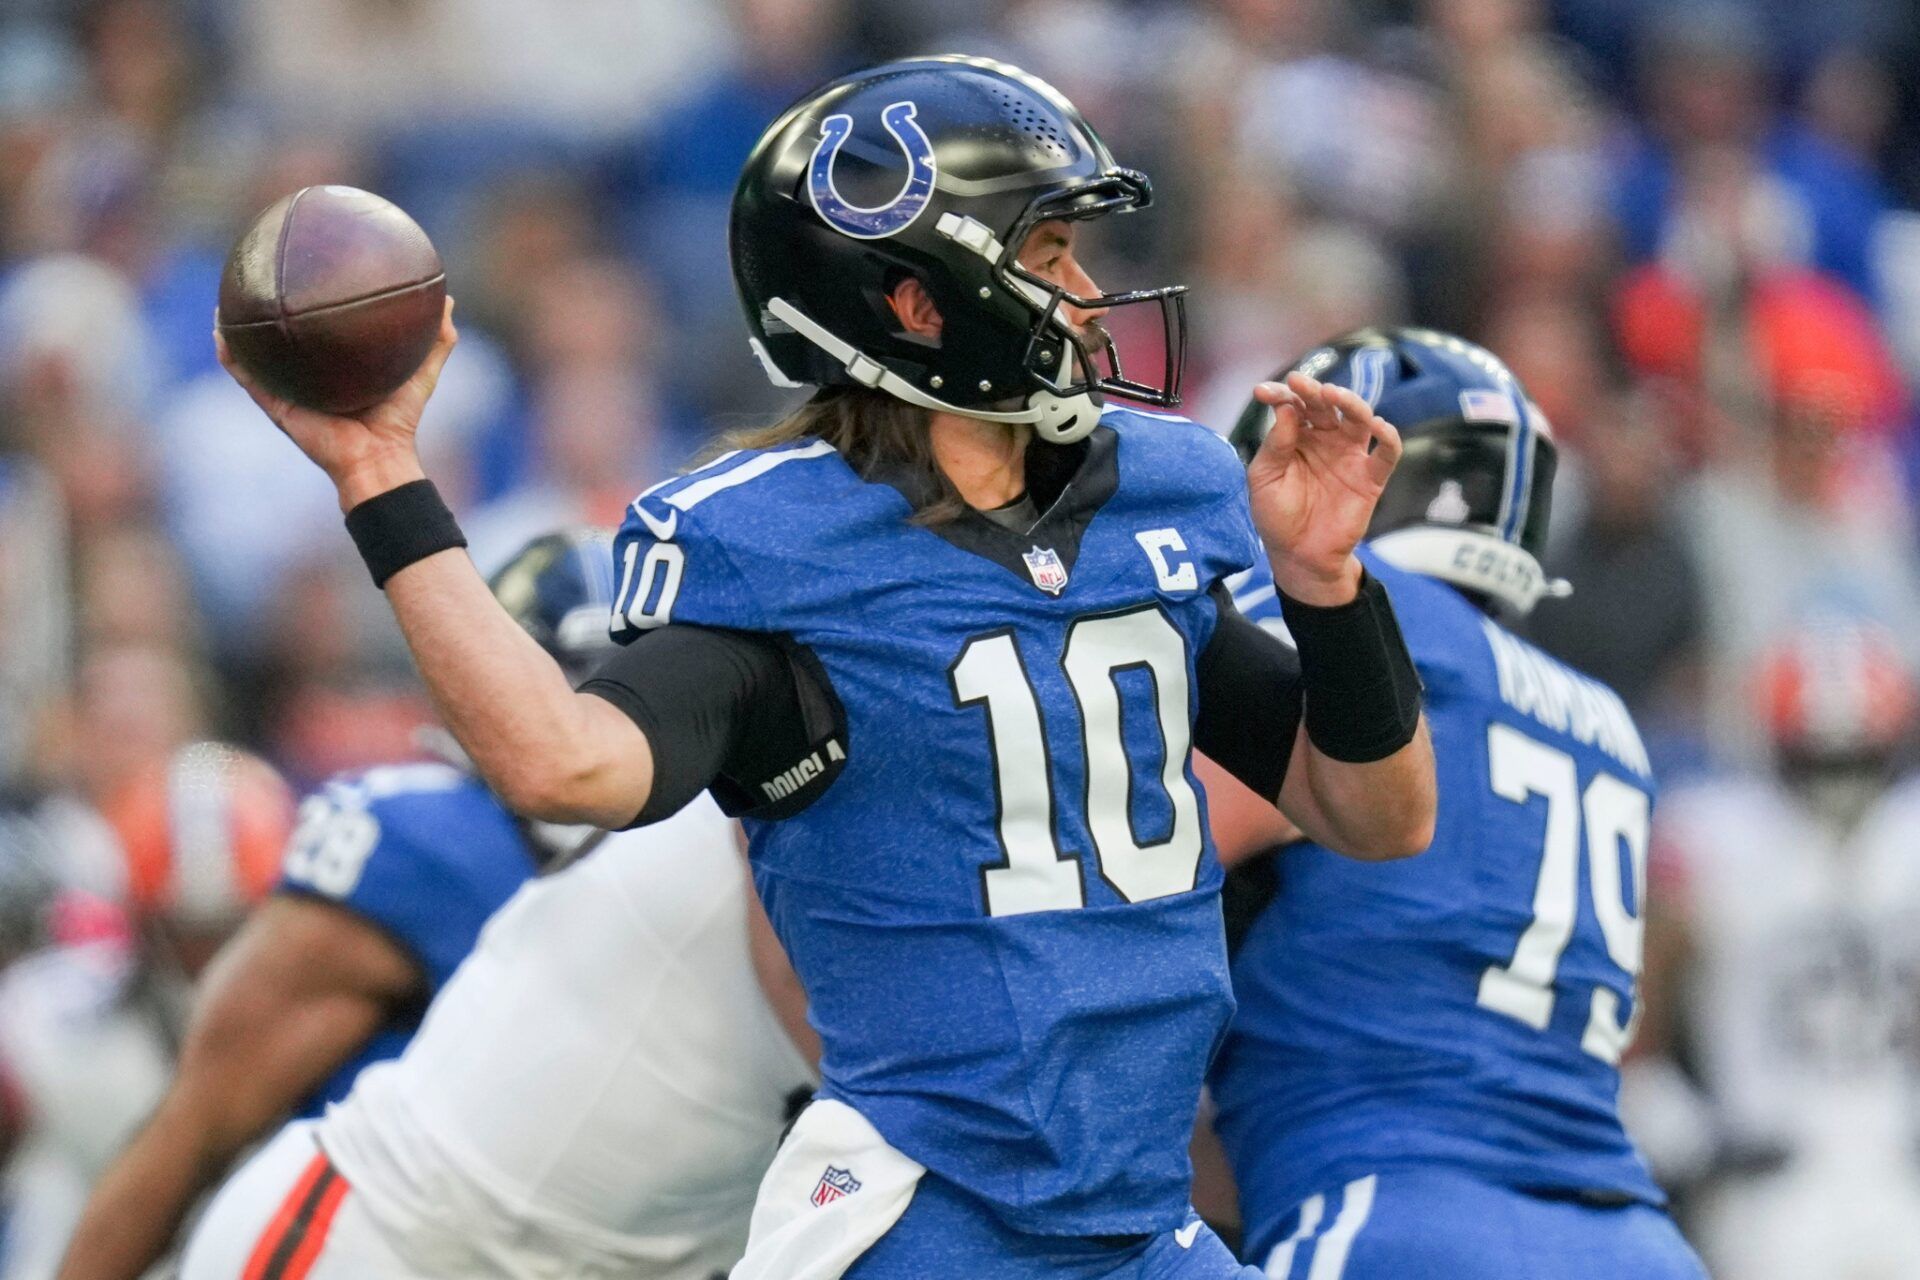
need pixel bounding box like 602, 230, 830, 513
1481, 619, 1650, 778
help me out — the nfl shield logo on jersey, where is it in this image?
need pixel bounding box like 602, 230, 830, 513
1023, 545, 1069, 595
812, 1165, 862, 1207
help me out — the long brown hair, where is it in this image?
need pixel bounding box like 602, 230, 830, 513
714, 387, 968, 524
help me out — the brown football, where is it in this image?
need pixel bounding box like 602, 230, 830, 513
217, 185, 446, 414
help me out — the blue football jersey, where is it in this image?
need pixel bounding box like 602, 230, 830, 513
276, 762, 541, 1116
610, 408, 1263, 1236
1211, 549, 1664, 1260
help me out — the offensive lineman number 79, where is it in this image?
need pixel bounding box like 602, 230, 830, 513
1477, 722, 1650, 1065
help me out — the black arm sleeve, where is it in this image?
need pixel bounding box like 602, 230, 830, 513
578, 626, 848, 827
1193, 585, 1305, 802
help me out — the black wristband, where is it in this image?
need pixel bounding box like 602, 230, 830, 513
1279, 567, 1424, 763
344, 479, 467, 588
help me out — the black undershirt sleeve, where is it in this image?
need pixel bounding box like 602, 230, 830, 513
578, 626, 847, 827
1193, 584, 1305, 802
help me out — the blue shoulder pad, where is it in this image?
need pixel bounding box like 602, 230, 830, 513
278, 765, 538, 988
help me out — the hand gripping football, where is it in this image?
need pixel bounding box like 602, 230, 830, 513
217, 185, 446, 414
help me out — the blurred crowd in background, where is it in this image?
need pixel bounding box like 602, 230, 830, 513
2, 0, 1920, 1275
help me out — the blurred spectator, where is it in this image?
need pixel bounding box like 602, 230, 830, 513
1525, 386, 1705, 757
1190, 193, 1410, 431
1612, 141, 1909, 464
619, 0, 853, 425
1685, 379, 1920, 759
1799, 46, 1896, 173
1628, 622, 1920, 1279
1611, 3, 1892, 309
1551, 0, 1902, 97
0, 25, 86, 263
636, 0, 850, 201
147, 370, 351, 656
240, 556, 431, 792
0, 252, 156, 429
0, 458, 68, 789
233, 0, 732, 142
1610, 129, 1920, 760
1407, 0, 1616, 328
151, 313, 510, 657
71, 523, 199, 655
457, 174, 596, 355
26, 0, 258, 300
1214, 1, 1451, 245
60, 642, 207, 813
464, 258, 684, 571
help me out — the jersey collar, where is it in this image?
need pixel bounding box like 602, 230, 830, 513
871, 425, 1120, 591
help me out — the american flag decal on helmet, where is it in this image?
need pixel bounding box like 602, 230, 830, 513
811, 1165, 862, 1207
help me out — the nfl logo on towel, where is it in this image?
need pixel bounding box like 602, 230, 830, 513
812, 1165, 862, 1207
1023, 546, 1069, 595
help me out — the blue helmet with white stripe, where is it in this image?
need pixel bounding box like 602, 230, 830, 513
1230, 326, 1568, 615
488, 528, 619, 684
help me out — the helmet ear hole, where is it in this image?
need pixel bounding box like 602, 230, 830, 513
880, 271, 945, 343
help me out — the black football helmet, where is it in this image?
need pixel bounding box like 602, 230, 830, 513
731, 55, 1187, 444
488, 528, 619, 685
1230, 327, 1569, 615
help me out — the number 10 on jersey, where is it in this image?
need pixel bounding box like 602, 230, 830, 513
950, 607, 1205, 918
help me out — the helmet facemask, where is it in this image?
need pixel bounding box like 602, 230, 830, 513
993, 174, 1188, 439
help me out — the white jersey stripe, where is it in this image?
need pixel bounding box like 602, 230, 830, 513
632, 449, 743, 506
666, 440, 837, 512
1264, 1193, 1325, 1277
1306, 1176, 1377, 1280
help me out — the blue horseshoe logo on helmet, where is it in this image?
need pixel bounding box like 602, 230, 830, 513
807, 100, 938, 240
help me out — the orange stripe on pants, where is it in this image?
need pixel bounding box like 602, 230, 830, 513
240, 1152, 351, 1280
273, 1172, 350, 1280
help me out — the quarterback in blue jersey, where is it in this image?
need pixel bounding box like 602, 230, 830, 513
53, 530, 617, 1280
1207, 329, 1705, 1279
218, 57, 1438, 1279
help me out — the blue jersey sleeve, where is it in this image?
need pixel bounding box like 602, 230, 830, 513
608, 495, 763, 638
609, 447, 864, 641
278, 766, 536, 988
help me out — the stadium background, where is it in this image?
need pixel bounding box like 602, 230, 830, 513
2, 0, 1919, 1273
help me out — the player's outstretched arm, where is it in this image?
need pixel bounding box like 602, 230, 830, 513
54, 898, 421, 1280
1246, 372, 1436, 859
214, 303, 655, 828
